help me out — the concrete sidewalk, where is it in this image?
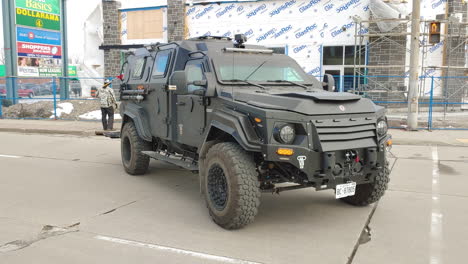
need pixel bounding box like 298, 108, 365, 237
0, 119, 467, 146
0, 119, 107, 137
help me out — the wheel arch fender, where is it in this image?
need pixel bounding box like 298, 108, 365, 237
122, 104, 152, 142
198, 112, 261, 160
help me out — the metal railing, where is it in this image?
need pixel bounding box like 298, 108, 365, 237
1, 75, 467, 130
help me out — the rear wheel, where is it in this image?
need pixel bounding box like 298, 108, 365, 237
340, 160, 390, 206
202, 142, 261, 230
121, 121, 152, 175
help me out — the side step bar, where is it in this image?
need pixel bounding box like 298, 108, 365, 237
141, 151, 199, 171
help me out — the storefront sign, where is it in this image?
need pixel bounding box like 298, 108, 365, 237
16, 7, 61, 31
16, 26, 61, 46
0, 65, 5, 77
68, 65, 77, 76
17, 41, 62, 59
39, 67, 62, 77
18, 66, 39, 77
15, 0, 60, 15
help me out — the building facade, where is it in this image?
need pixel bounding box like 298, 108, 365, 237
115, 0, 467, 98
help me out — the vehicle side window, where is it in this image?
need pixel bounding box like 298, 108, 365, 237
185, 60, 205, 93
152, 50, 171, 77
120, 61, 129, 81
132, 57, 146, 79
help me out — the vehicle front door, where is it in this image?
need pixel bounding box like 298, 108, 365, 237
148, 49, 173, 139
175, 59, 207, 147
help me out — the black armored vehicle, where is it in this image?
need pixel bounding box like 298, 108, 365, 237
118, 35, 391, 229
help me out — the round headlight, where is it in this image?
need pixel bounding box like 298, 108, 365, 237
275, 124, 296, 144
377, 119, 388, 136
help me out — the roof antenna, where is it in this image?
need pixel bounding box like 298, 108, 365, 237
234, 34, 247, 48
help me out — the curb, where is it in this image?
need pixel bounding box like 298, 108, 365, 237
0, 128, 96, 136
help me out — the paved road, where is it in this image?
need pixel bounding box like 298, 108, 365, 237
0, 132, 466, 264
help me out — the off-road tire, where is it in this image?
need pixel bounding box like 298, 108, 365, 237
340, 160, 390, 206
202, 142, 261, 230
121, 121, 152, 175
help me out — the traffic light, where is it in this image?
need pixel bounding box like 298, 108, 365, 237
429, 21, 441, 44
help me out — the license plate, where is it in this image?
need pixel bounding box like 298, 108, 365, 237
335, 182, 356, 199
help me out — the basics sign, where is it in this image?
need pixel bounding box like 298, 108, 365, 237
16, 0, 60, 15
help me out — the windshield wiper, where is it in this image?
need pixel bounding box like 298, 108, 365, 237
244, 60, 268, 81
224, 79, 268, 91
267, 80, 309, 90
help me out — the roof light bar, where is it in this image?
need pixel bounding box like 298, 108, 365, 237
223, 48, 274, 54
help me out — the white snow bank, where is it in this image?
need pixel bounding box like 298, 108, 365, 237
79, 110, 122, 120
50, 102, 74, 118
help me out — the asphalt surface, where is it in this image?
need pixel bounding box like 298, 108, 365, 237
0, 132, 467, 264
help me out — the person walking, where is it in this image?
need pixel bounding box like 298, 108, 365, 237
96, 79, 118, 131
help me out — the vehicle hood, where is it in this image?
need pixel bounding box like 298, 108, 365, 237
232, 90, 377, 115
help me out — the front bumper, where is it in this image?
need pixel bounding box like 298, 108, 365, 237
262, 135, 392, 190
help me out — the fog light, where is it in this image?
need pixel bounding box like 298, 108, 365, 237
386, 138, 393, 151
386, 139, 393, 147
276, 148, 294, 156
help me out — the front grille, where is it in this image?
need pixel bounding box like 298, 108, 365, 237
313, 117, 377, 151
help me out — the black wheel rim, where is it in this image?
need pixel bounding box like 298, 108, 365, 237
122, 136, 131, 163
207, 164, 228, 211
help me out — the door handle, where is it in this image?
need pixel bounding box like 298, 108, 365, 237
176, 102, 186, 106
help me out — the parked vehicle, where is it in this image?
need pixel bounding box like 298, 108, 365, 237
118, 35, 392, 229
0, 84, 6, 98
0, 84, 35, 98
20, 83, 51, 96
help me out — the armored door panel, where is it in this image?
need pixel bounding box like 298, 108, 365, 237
151, 87, 169, 138
174, 59, 207, 147
148, 49, 173, 139
175, 95, 206, 146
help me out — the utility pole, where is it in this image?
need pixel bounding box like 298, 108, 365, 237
2, 0, 19, 104
407, 0, 421, 130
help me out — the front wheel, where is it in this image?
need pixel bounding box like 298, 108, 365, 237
340, 160, 390, 206
202, 142, 261, 230
121, 121, 152, 175
28, 93, 34, 98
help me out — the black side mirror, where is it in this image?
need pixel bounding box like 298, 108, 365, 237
170, 71, 189, 95
323, 74, 336, 92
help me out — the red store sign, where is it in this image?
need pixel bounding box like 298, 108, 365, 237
17, 41, 62, 59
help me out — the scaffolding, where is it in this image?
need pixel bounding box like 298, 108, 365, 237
352, 15, 467, 100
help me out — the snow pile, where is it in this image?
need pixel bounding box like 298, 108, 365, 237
50, 102, 74, 118
79, 110, 122, 120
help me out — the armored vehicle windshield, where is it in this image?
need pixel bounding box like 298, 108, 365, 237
212, 50, 322, 89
